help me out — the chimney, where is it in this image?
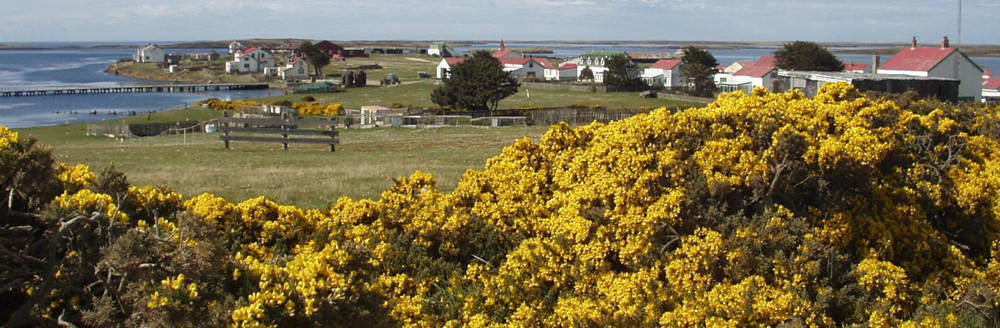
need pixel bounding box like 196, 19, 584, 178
872, 53, 880, 74
942, 36, 950, 48
911, 36, 917, 49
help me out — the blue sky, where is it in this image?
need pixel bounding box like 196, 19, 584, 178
2, 0, 997, 44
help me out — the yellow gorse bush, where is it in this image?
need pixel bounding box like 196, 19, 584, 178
14, 83, 1000, 327
0, 125, 18, 149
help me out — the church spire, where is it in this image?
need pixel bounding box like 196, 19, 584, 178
499, 39, 506, 51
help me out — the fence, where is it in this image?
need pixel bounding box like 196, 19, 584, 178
526, 107, 653, 126
219, 113, 339, 152
520, 82, 608, 93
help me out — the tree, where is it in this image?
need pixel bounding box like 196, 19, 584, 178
297, 41, 331, 77
681, 45, 719, 97
431, 51, 519, 112
579, 66, 595, 82
603, 54, 647, 92
774, 41, 844, 71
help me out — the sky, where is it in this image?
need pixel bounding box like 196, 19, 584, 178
1, 0, 997, 44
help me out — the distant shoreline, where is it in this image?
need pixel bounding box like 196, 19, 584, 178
4, 39, 1000, 57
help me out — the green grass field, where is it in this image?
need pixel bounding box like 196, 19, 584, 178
16, 54, 709, 209
18, 111, 550, 208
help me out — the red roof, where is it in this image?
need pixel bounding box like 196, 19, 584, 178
493, 50, 515, 58
879, 47, 956, 72
444, 57, 466, 65
238, 47, 262, 58
735, 64, 776, 78
843, 62, 869, 71
985, 70, 995, 78
716, 65, 726, 71
984, 78, 1000, 90
558, 64, 577, 70
651, 59, 682, 70
289, 57, 303, 65
756, 56, 777, 67
533, 58, 552, 68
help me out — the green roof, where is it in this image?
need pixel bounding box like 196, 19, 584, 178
294, 81, 338, 93
582, 50, 627, 59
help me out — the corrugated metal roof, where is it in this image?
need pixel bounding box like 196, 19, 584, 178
879, 47, 956, 72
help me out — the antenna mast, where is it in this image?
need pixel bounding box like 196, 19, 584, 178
958, 0, 962, 47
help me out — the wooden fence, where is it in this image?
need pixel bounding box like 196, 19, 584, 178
219, 114, 339, 152
525, 107, 653, 126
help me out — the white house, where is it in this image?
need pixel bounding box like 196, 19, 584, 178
642, 59, 684, 88
135, 44, 166, 63
984, 78, 1000, 102
544, 63, 578, 81
229, 41, 244, 54
436, 58, 466, 79
279, 57, 311, 81
428, 42, 457, 57
876, 37, 984, 102
719, 56, 778, 94
498, 58, 546, 79
226, 47, 276, 73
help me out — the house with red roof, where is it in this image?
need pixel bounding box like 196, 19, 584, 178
642, 59, 684, 88
225, 47, 276, 73
436, 57, 467, 79
279, 57, 311, 81
984, 78, 1000, 101
843, 62, 870, 73
718, 56, 778, 94
877, 37, 984, 101
498, 57, 546, 79
544, 62, 578, 81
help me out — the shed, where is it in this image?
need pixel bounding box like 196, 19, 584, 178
776, 70, 960, 102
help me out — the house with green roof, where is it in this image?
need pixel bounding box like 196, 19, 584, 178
567, 50, 635, 83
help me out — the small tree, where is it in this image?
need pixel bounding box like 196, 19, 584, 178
681, 46, 719, 97
774, 41, 844, 71
297, 41, 331, 77
579, 66, 595, 82
603, 54, 646, 92
431, 51, 520, 113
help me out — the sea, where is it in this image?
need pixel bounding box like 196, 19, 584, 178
0, 43, 272, 129
2, 42, 998, 129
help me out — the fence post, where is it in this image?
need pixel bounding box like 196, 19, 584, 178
222, 110, 230, 149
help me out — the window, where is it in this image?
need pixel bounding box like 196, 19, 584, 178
244, 64, 250, 69
298, 68, 304, 74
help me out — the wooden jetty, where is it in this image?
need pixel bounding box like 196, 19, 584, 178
0, 83, 268, 97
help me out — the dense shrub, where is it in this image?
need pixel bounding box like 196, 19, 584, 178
4, 84, 1000, 327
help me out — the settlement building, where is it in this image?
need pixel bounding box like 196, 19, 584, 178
135, 44, 166, 63
225, 47, 276, 73
777, 70, 960, 102
428, 42, 457, 57
984, 78, 1000, 102
718, 56, 778, 94
642, 59, 684, 88
876, 37, 984, 102
279, 57, 311, 81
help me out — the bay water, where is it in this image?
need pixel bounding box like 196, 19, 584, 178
3, 43, 997, 129
0, 47, 272, 128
